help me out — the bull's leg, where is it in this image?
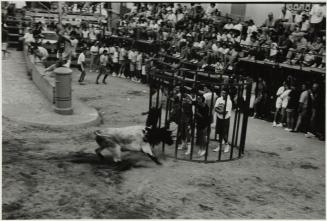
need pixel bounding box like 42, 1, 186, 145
95, 147, 105, 160
110, 145, 122, 162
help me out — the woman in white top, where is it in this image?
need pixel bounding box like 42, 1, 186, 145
135, 52, 143, 82
112, 47, 119, 76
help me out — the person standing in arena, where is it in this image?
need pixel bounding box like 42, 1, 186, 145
78, 48, 87, 85
118, 45, 127, 78
96, 50, 109, 84
213, 88, 232, 153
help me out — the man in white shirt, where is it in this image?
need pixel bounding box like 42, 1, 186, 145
78, 48, 87, 84
309, 4, 325, 37
205, 3, 217, 18
213, 88, 232, 153
223, 18, 234, 30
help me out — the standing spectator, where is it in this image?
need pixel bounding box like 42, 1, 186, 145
128, 48, 136, 81
22, 28, 35, 49
285, 84, 298, 132
305, 83, 319, 138
294, 83, 310, 132
272, 81, 287, 127
112, 46, 119, 76
118, 46, 127, 78
96, 50, 109, 84
136, 51, 143, 83
90, 41, 99, 72
253, 77, 266, 119
213, 88, 232, 153
195, 95, 211, 157
77, 47, 87, 84
309, 3, 325, 39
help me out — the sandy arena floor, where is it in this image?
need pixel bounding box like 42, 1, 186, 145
2, 70, 325, 219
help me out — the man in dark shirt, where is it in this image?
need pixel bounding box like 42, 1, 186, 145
195, 95, 211, 156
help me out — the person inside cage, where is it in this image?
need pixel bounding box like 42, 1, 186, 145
213, 87, 232, 153
195, 95, 211, 157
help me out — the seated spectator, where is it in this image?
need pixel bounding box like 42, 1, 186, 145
246, 20, 258, 39
262, 12, 276, 30
205, 3, 218, 18
294, 10, 305, 25
278, 6, 293, 23
284, 34, 308, 65
300, 14, 311, 32
223, 18, 234, 30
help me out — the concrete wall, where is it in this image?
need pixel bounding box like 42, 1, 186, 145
24, 46, 56, 104
245, 4, 284, 25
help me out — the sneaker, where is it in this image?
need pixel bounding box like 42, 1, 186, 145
112, 73, 117, 77
177, 145, 183, 150
276, 123, 283, 127
272, 121, 277, 127
224, 144, 231, 153
199, 150, 206, 157
213, 147, 220, 152
284, 128, 291, 132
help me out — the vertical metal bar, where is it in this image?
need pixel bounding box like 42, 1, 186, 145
175, 81, 184, 159
230, 85, 239, 160
230, 83, 242, 160
204, 85, 215, 162
239, 80, 251, 156
189, 71, 198, 161
149, 76, 153, 110
162, 83, 171, 153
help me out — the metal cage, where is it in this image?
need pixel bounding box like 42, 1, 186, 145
148, 68, 252, 163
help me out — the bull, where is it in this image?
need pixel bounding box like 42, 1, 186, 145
94, 107, 173, 165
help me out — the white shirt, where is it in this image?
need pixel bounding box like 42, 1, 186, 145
77, 52, 85, 65
36, 46, 48, 60
233, 23, 243, 32
279, 9, 293, 22
310, 4, 325, 24
223, 23, 234, 30
99, 47, 109, 55
215, 96, 232, 119
71, 39, 78, 52
112, 51, 118, 63
23, 32, 34, 43
247, 25, 258, 37
90, 46, 99, 55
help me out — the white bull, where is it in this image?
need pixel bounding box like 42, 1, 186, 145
94, 125, 173, 165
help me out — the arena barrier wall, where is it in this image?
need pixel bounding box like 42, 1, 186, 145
24, 45, 56, 104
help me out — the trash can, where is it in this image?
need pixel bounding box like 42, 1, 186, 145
54, 67, 73, 115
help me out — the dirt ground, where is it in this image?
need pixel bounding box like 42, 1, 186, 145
2, 71, 326, 219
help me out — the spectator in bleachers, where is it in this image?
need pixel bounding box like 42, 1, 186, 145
262, 12, 276, 30
278, 6, 293, 23
309, 3, 325, 39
